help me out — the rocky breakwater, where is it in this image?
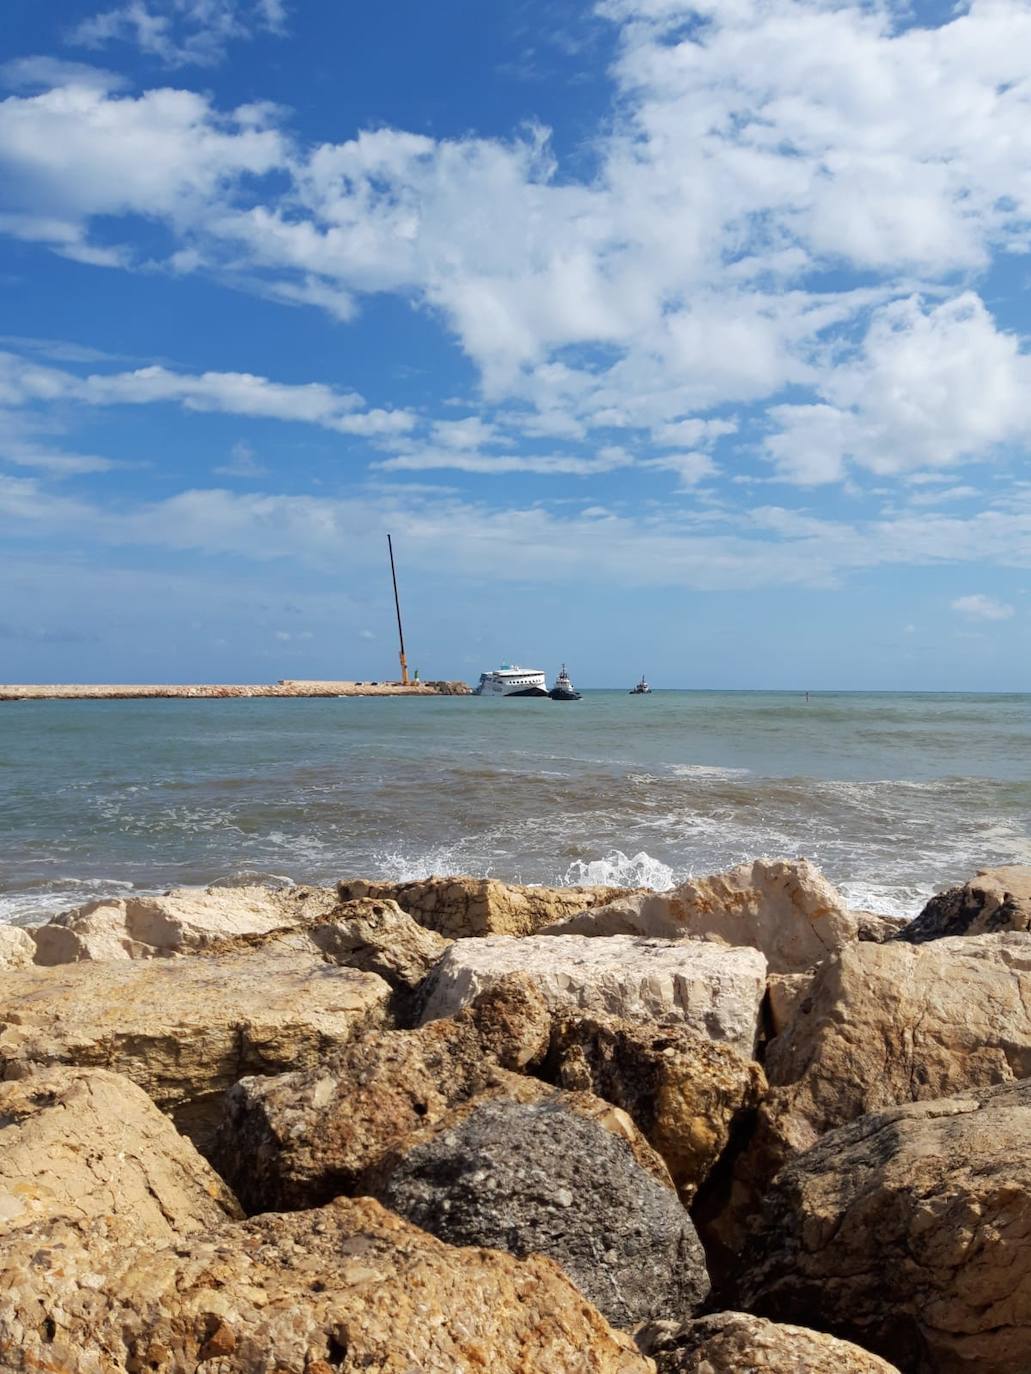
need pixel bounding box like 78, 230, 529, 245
4, 860, 1031, 1371
0, 678, 471, 700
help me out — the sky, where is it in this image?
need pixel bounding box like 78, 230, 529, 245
1, 0, 1029, 689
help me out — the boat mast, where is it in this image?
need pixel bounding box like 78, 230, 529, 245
387, 533, 409, 686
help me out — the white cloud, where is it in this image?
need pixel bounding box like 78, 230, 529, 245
0, 84, 284, 255
951, 594, 1015, 622
765, 294, 1031, 484
0, 0, 1030, 493
3, 472, 1031, 595
641, 451, 718, 488
0, 56, 128, 93
0, 351, 415, 437
651, 418, 737, 448
70, 0, 287, 68
375, 447, 636, 476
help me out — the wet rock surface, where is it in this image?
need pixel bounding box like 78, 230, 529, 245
896, 865, 1031, 943
374, 1095, 710, 1329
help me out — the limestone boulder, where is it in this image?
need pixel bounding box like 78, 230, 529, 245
374, 1096, 710, 1330
637, 1313, 900, 1373
0, 948, 390, 1151
737, 1081, 1031, 1372
0, 1196, 652, 1374
30, 882, 336, 964
757, 933, 1031, 1170
546, 1009, 767, 1200
544, 858, 858, 974
337, 873, 635, 937
765, 970, 815, 1036
419, 934, 766, 1057
0, 926, 35, 968
896, 865, 1031, 943
214, 975, 552, 1211
0, 1067, 240, 1240
309, 896, 450, 997
854, 910, 910, 942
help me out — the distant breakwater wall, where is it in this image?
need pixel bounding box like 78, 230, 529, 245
0, 679, 471, 701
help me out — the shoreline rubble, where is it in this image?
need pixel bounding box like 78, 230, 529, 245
0, 859, 1029, 1371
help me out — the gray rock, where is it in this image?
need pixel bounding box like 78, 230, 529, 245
375, 1096, 710, 1329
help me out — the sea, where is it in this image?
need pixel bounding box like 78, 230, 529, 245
1, 690, 1028, 927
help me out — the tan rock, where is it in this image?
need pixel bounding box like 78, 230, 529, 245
0, 1067, 240, 1240
759, 933, 1031, 1167
0, 948, 390, 1151
637, 1312, 900, 1373
547, 1010, 766, 1200
30, 882, 337, 964
0, 926, 35, 969
0, 1196, 653, 1373
544, 858, 858, 974
897, 864, 1031, 943
737, 1080, 1031, 1373
419, 934, 767, 1057
337, 873, 635, 937
853, 910, 910, 942
765, 970, 815, 1036
215, 974, 553, 1211
309, 896, 450, 995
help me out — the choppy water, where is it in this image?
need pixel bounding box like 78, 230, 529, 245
0, 691, 1028, 925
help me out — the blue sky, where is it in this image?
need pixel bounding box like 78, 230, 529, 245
1, 0, 1029, 689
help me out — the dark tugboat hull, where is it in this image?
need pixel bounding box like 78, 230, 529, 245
549, 688, 581, 700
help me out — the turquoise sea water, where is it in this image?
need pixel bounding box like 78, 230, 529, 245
0, 690, 1028, 924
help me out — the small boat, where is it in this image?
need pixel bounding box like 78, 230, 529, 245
549, 664, 581, 701
473, 663, 549, 697
629, 674, 652, 695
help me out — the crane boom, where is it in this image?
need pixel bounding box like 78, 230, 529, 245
387, 533, 409, 685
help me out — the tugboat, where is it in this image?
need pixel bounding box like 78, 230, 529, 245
629, 674, 652, 695
549, 664, 581, 701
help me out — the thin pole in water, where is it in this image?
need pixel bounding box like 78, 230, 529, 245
387, 533, 409, 685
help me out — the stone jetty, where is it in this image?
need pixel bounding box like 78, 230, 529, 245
0, 677, 470, 700
2, 860, 1030, 1372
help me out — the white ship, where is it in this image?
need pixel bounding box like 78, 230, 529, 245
473, 663, 549, 697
